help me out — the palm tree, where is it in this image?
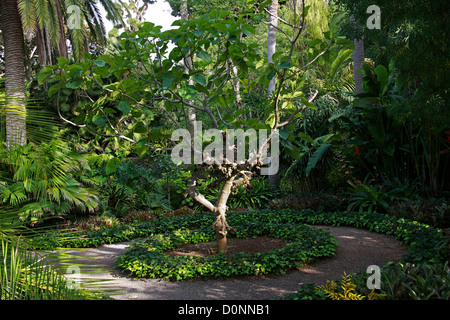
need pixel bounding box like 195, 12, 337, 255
0, 0, 122, 147
19, 0, 123, 63
350, 14, 364, 94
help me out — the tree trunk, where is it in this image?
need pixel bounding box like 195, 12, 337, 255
352, 38, 365, 94
350, 15, 365, 94
267, 0, 280, 188
55, 0, 69, 59
185, 173, 234, 253
1, 0, 27, 147
267, 0, 278, 96
180, 0, 197, 138
213, 177, 235, 252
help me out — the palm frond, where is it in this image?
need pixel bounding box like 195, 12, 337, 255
98, 0, 123, 25
85, 0, 107, 45
33, 0, 50, 29
18, 0, 37, 33
46, 0, 61, 45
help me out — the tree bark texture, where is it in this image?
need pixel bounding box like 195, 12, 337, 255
267, 0, 280, 188
352, 38, 365, 94
350, 15, 365, 94
214, 178, 234, 252
1, 0, 27, 147
267, 0, 278, 96
180, 0, 197, 138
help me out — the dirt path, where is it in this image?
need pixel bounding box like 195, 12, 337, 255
45, 226, 407, 300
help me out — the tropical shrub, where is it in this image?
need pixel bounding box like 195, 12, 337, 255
164, 206, 195, 218
315, 273, 386, 300
387, 198, 450, 228
65, 215, 121, 233
350, 262, 450, 300
346, 175, 407, 213
225, 177, 281, 210
269, 193, 347, 212
0, 140, 99, 223
0, 236, 90, 300
121, 210, 156, 224
335, 62, 450, 197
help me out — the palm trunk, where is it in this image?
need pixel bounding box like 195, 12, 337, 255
55, 0, 68, 59
1, 0, 27, 147
352, 38, 365, 94
350, 15, 365, 94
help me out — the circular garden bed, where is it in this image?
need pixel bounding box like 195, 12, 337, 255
115, 222, 338, 281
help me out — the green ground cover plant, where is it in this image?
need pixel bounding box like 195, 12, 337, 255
115, 221, 337, 281
29, 209, 449, 284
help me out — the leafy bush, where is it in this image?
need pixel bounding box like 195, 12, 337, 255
88, 156, 171, 216
285, 263, 450, 300
346, 175, 409, 214
387, 198, 450, 228
66, 215, 121, 232
164, 206, 195, 218
170, 174, 280, 210
225, 177, 281, 210
269, 193, 347, 212
380, 262, 450, 300
340, 262, 450, 300
121, 210, 156, 224
115, 221, 337, 281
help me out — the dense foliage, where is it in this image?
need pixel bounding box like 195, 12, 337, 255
1, 0, 448, 301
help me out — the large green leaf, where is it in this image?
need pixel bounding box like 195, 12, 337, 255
197, 50, 212, 63
116, 101, 131, 115
38, 67, 53, 85
92, 115, 106, 127
374, 65, 388, 97
192, 73, 207, 86
306, 143, 332, 177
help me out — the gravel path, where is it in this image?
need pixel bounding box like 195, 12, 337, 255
45, 225, 407, 300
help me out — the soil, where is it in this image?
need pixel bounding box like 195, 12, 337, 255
166, 237, 287, 257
